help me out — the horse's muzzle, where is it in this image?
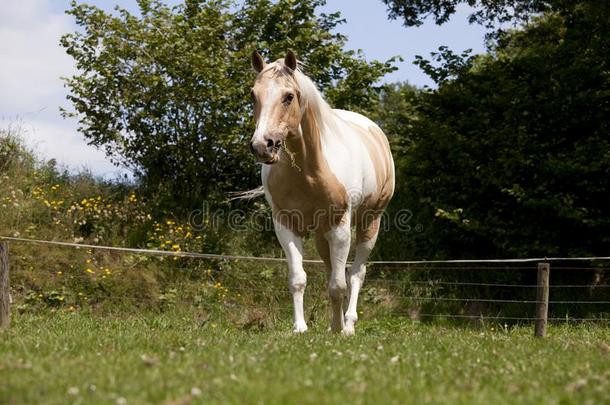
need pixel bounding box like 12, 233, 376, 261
250, 137, 282, 164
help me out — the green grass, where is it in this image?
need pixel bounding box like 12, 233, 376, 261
1, 309, 609, 404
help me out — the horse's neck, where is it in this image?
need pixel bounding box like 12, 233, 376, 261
268, 103, 348, 219
284, 105, 329, 173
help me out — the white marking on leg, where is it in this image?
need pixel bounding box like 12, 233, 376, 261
324, 218, 351, 333
273, 219, 307, 333
344, 238, 376, 336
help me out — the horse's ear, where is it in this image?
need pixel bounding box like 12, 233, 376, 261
251, 50, 265, 73
285, 50, 297, 71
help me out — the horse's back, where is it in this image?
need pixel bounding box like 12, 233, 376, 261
332, 109, 379, 133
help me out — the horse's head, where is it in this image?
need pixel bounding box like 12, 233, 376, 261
249, 50, 303, 165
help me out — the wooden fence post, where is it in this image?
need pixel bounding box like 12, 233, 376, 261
535, 262, 550, 337
0, 241, 10, 329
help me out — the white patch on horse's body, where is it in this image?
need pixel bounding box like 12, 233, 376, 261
250, 51, 394, 335
322, 109, 385, 210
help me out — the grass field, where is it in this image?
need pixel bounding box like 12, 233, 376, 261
1, 309, 609, 404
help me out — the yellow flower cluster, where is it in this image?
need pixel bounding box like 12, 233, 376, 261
213, 282, 229, 299
79, 196, 102, 210
0, 185, 23, 208
150, 219, 202, 256
83, 255, 114, 279
13, 182, 152, 242
84, 266, 113, 278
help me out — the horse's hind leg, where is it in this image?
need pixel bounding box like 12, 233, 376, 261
344, 216, 381, 336
314, 232, 333, 330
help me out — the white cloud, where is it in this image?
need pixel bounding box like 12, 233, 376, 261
0, 0, 75, 113
18, 119, 126, 178
0, 0, 123, 177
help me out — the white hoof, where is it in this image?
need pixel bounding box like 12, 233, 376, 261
342, 324, 355, 336
293, 322, 308, 333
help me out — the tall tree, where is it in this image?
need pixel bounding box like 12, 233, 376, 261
61, 0, 397, 210
381, 1, 610, 258
381, 0, 555, 28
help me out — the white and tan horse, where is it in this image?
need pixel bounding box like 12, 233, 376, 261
249, 50, 394, 335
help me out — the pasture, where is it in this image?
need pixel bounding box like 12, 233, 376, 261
1, 308, 609, 404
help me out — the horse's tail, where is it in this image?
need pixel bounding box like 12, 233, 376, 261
227, 186, 265, 201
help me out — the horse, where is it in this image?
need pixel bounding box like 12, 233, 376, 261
248, 50, 395, 335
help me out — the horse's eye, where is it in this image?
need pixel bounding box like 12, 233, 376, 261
283, 93, 294, 105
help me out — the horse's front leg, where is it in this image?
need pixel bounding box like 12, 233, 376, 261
324, 216, 351, 334
273, 219, 307, 333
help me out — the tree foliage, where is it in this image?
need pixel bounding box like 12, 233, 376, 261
384, 1, 610, 258
381, 0, 555, 28
61, 0, 397, 210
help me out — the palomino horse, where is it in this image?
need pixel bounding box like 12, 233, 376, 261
249, 50, 394, 335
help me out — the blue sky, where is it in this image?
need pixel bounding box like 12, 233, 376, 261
2, 0, 491, 176
320, 0, 489, 85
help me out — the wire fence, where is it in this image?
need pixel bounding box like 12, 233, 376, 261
1, 235, 609, 329
2, 236, 610, 265
367, 279, 610, 288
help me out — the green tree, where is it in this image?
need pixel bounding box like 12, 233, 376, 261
61, 0, 397, 210
372, 82, 419, 141
387, 1, 610, 259
381, 0, 554, 28
369, 83, 422, 260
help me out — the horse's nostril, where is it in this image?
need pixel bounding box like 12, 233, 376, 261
275, 140, 282, 148
266, 139, 274, 149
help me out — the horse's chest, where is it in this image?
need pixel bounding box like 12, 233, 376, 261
267, 174, 329, 213
265, 168, 348, 235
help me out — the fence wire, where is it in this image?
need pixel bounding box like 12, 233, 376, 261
365, 279, 610, 288
2, 235, 610, 265
2, 235, 609, 323
32, 293, 610, 323
395, 314, 608, 322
